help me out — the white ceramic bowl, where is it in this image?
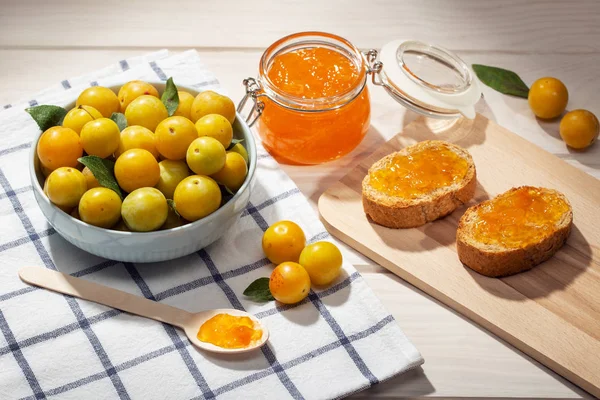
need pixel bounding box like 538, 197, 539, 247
30, 83, 257, 262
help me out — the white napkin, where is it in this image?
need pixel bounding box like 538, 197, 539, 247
0, 50, 423, 400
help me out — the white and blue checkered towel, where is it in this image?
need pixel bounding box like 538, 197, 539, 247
0, 50, 423, 400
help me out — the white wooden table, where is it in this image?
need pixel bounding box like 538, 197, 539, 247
1, 1, 599, 398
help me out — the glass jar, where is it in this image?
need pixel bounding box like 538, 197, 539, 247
239, 32, 481, 165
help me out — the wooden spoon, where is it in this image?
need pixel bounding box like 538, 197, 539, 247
19, 266, 268, 354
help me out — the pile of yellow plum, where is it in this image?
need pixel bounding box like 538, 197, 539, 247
244, 221, 344, 305
36, 80, 249, 232
528, 77, 599, 149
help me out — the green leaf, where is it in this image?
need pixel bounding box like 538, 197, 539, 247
226, 138, 244, 151
100, 158, 115, 171
110, 112, 127, 131
78, 156, 123, 199
161, 77, 180, 116
472, 64, 529, 98
26, 105, 68, 131
166, 199, 180, 218
243, 278, 275, 302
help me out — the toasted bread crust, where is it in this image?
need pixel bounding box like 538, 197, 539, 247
362, 140, 476, 228
456, 187, 573, 277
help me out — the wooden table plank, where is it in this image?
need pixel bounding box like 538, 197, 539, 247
1, 0, 599, 51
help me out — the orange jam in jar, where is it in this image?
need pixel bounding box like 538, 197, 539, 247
473, 187, 570, 248
255, 32, 370, 164
197, 313, 262, 349
369, 145, 469, 199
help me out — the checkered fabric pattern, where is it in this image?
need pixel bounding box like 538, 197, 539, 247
0, 50, 423, 400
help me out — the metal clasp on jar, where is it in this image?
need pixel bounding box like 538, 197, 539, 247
237, 73, 368, 127
361, 48, 468, 119
237, 78, 265, 128
361, 49, 417, 112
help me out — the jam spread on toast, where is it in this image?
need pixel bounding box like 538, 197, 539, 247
369, 146, 469, 199
473, 187, 570, 248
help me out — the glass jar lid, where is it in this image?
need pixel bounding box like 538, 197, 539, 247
374, 39, 481, 119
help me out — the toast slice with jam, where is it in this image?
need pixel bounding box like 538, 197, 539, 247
457, 186, 573, 277
362, 140, 476, 228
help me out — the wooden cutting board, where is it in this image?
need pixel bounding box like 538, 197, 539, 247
318, 114, 600, 397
